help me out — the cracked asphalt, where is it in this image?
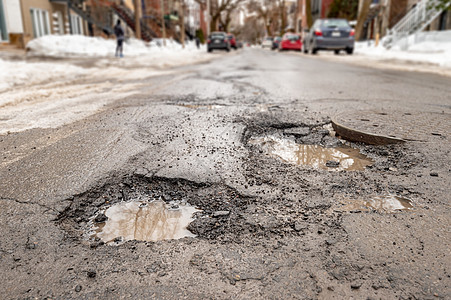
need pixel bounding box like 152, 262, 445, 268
0, 48, 450, 299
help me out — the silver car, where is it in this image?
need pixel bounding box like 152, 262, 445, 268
304, 19, 355, 55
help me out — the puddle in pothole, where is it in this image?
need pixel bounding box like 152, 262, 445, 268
335, 195, 414, 213
249, 136, 373, 171
90, 200, 200, 243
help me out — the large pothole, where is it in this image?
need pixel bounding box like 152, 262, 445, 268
248, 135, 373, 171
57, 175, 256, 244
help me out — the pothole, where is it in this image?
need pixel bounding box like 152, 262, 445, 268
333, 195, 414, 213
90, 200, 200, 244
248, 135, 373, 171
57, 176, 256, 244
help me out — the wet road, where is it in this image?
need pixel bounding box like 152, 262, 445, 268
1, 48, 450, 299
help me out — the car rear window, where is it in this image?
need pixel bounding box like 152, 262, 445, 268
211, 34, 225, 39
285, 34, 300, 41
321, 19, 349, 28
265, 37, 273, 41
228, 35, 234, 39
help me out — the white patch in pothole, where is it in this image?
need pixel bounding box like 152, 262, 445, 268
249, 136, 373, 171
335, 195, 414, 213
92, 200, 200, 243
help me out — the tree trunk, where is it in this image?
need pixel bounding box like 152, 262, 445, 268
355, 0, 372, 41
211, 14, 220, 32
134, 0, 142, 39
280, 0, 286, 35
180, 0, 185, 48
306, 0, 313, 28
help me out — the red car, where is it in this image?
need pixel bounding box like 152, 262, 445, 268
279, 33, 302, 51
227, 33, 237, 49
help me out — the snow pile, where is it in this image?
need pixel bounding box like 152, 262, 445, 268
355, 30, 451, 68
0, 58, 89, 93
26, 34, 204, 58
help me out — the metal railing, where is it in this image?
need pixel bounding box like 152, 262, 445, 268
388, 0, 450, 49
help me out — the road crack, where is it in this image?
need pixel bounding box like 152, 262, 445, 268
0, 197, 57, 213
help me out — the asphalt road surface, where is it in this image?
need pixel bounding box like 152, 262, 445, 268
1, 48, 450, 299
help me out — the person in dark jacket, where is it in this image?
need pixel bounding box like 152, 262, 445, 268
114, 20, 124, 57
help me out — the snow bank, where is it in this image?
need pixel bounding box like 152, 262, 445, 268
0, 58, 89, 93
355, 30, 451, 68
26, 34, 204, 58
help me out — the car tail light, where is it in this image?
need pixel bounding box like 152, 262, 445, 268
350, 29, 355, 37
207, 39, 211, 44
314, 29, 322, 36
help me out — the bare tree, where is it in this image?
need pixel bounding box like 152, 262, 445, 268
219, 1, 243, 32
196, 0, 245, 32
247, 0, 291, 36
247, 0, 273, 36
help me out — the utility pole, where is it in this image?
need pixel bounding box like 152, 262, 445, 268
355, 0, 372, 41
206, 0, 211, 36
134, 0, 142, 39
380, 0, 391, 38
161, 0, 166, 46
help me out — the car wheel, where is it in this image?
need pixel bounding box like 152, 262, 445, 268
208, 48, 212, 53
311, 46, 318, 55
226, 48, 230, 52
346, 48, 354, 55
334, 50, 340, 55
302, 44, 308, 54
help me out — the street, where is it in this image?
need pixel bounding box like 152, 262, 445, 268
1, 48, 450, 299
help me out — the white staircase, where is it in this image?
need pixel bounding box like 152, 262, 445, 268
386, 0, 450, 49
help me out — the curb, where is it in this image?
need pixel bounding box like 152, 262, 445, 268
331, 118, 406, 145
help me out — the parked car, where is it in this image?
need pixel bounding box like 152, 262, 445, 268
303, 18, 355, 55
227, 33, 237, 49
279, 33, 302, 51
272, 36, 282, 50
207, 32, 230, 52
261, 37, 274, 49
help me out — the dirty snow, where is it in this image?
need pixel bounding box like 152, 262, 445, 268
0, 59, 89, 93
26, 34, 206, 58
0, 35, 214, 135
355, 30, 451, 68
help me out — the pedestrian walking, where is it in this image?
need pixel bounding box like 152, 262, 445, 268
114, 20, 124, 57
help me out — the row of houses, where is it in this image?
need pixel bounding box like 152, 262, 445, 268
285, 0, 450, 39
0, 0, 210, 48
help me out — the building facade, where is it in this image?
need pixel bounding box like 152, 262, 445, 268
0, 0, 88, 47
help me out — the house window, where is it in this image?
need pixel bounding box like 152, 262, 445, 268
70, 14, 84, 35
30, 8, 51, 38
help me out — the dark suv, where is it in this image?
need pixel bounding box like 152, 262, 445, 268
207, 32, 230, 52
304, 19, 355, 55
